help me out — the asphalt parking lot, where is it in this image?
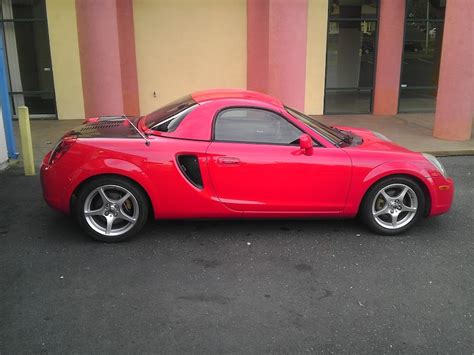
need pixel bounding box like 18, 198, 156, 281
1, 156, 473, 353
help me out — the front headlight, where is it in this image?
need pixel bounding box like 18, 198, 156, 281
422, 153, 447, 177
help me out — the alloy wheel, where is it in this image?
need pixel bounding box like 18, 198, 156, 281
371, 183, 418, 230
83, 184, 139, 237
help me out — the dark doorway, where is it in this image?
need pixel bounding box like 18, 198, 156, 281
0, 0, 56, 118
324, 0, 379, 114
398, 0, 446, 112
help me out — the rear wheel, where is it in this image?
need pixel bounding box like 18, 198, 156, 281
75, 176, 148, 242
361, 176, 425, 235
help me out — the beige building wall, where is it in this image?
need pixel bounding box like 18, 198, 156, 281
305, 0, 328, 115
133, 0, 247, 114
46, 0, 84, 120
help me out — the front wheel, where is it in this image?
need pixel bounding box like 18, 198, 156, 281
75, 176, 149, 242
360, 177, 425, 235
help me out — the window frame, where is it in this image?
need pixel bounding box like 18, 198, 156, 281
211, 106, 321, 147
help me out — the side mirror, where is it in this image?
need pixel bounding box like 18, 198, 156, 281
299, 134, 313, 155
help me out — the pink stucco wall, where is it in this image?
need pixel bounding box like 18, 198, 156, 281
247, 0, 269, 94
434, 0, 473, 140
373, 0, 405, 115
76, 0, 139, 118
116, 0, 140, 117
247, 0, 308, 110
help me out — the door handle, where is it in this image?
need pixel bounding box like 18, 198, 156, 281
217, 157, 240, 165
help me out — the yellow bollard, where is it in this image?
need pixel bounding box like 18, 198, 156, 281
18, 106, 35, 176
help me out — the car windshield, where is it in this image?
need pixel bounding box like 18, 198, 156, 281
144, 95, 197, 129
285, 106, 349, 145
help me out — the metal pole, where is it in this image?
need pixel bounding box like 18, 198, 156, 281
17, 106, 35, 176
0, 22, 18, 159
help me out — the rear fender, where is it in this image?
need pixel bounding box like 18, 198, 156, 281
65, 158, 159, 216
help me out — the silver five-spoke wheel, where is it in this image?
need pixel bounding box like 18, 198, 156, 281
372, 183, 418, 230
84, 185, 139, 237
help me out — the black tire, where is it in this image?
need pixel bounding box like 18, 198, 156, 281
75, 176, 149, 242
360, 176, 425, 236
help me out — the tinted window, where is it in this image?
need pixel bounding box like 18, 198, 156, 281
151, 105, 197, 132
399, 0, 445, 112
144, 95, 196, 129
325, 0, 379, 114
406, 0, 446, 20
214, 108, 302, 145
329, 0, 378, 19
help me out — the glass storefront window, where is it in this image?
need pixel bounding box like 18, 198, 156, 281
324, 11, 378, 114
406, 0, 446, 20
324, 0, 379, 114
11, 0, 47, 19
329, 0, 378, 19
0, 0, 56, 117
398, 89, 437, 112
325, 89, 372, 114
399, 0, 445, 112
9, 92, 56, 115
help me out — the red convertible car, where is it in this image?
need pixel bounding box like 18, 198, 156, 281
40, 89, 454, 242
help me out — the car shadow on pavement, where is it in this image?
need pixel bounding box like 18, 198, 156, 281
36, 212, 448, 245
138, 218, 422, 243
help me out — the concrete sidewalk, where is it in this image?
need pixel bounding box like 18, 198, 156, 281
13, 119, 83, 166
11, 113, 474, 166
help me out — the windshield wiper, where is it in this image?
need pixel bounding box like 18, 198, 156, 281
335, 132, 353, 146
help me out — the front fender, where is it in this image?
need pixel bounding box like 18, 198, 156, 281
363, 160, 432, 185
343, 160, 436, 216
64, 158, 159, 215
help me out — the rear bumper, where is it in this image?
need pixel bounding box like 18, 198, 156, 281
40, 154, 71, 214
428, 176, 454, 216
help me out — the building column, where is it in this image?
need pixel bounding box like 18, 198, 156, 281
75, 0, 139, 118
304, 0, 328, 115
372, 0, 405, 115
433, 0, 473, 141
247, 0, 308, 110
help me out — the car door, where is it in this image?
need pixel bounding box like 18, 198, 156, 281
206, 107, 352, 213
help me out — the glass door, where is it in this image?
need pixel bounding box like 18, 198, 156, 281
398, 0, 445, 112
0, 0, 56, 118
324, 0, 379, 114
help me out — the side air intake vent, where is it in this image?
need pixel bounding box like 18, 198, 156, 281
177, 155, 203, 189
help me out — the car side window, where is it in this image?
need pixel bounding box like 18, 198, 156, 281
214, 108, 303, 145
151, 105, 197, 132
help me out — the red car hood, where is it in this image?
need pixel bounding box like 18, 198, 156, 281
334, 126, 414, 154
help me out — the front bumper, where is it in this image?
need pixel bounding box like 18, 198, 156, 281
428, 176, 454, 216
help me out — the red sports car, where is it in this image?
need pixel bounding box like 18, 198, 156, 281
40, 89, 454, 242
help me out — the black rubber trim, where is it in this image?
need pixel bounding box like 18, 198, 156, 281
176, 155, 203, 189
